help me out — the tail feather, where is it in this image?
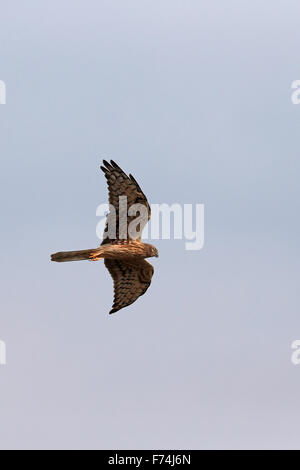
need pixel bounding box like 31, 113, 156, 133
51, 248, 98, 263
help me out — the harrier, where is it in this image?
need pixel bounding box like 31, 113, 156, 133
51, 160, 158, 314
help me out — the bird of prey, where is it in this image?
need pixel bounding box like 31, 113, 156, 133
51, 160, 158, 314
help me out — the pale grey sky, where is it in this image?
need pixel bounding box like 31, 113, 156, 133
0, 0, 300, 450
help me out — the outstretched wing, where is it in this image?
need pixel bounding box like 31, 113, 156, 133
104, 258, 154, 314
100, 160, 151, 245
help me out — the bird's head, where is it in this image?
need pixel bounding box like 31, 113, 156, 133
150, 245, 159, 258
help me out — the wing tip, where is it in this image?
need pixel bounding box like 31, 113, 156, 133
109, 308, 118, 314
110, 159, 122, 170
102, 159, 113, 170
101, 159, 124, 174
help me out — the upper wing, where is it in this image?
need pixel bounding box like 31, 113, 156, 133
100, 160, 151, 245
104, 258, 154, 314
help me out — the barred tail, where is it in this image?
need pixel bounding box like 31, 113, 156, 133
51, 248, 98, 263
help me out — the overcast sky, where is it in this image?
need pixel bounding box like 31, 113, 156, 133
0, 0, 300, 450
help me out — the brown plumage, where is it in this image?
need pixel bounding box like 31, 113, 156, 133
105, 258, 154, 314
100, 159, 151, 245
51, 160, 158, 314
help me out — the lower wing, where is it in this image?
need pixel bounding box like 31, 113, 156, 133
104, 258, 154, 314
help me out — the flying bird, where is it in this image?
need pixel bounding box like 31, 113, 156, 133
51, 160, 158, 314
